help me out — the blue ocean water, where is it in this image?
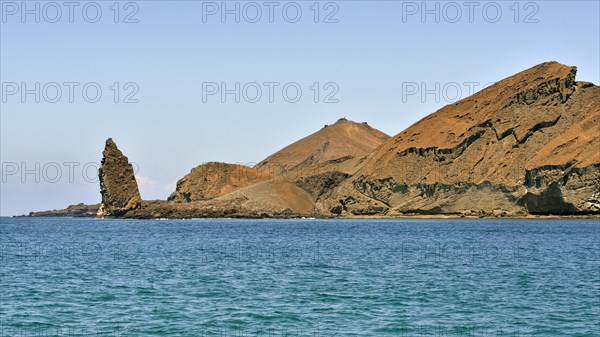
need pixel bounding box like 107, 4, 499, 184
0, 217, 598, 336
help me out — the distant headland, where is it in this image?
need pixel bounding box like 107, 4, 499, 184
28, 62, 600, 219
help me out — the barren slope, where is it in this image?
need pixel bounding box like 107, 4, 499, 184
321, 62, 600, 216
168, 162, 271, 202
169, 119, 390, 203
255, 118, 390, 175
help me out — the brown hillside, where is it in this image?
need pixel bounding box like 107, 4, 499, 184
255, 118, 390, 175
168, 162, 271, 202
169, 119, 390, 203
358, 62, 598, 183
322, 62, 600, 216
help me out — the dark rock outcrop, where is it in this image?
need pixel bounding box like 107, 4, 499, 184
296, 171, 350, 200
520, 164, 600, 214
97, 138, 141, 216
28, 203, 101, 217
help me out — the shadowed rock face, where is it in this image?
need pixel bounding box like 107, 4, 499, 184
97, 138, 141, 216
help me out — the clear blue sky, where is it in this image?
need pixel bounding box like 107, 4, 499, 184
1, 0, 599, 215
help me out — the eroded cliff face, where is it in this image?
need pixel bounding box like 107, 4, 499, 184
321, 62, 600, 216
520, 164, 600, 214
97, 138, 141, 216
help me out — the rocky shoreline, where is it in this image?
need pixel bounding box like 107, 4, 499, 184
26, 62, 600, 219
24, 206, 600, 219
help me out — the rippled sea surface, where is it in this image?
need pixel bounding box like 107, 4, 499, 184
1, 217, 599, 336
